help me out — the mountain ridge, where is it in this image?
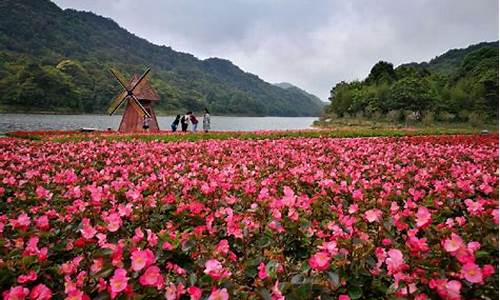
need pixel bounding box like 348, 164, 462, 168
324, 41, 498, 122
0, 0, 324, 116
274, 82, 327, 107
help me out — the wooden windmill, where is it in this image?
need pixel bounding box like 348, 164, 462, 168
107, 67, 160, 132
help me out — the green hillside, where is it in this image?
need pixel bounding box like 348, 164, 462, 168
274, 82, 327, 107
0, 0, 324, 116
324, 41, 498, 124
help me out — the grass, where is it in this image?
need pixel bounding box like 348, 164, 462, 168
313, 116, 498, 131
31, 127, 486, 143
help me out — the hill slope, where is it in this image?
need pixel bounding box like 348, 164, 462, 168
401, 41, 499, 75
0, 0, 324, 116
274, 82, 327, 107
324, 41, 498, 123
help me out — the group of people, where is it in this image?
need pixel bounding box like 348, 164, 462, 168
171, 108, 211, 133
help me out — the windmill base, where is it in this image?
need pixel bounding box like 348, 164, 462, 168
118, 101, 159, 132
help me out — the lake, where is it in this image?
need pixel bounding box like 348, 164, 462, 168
0, 114, 318, 133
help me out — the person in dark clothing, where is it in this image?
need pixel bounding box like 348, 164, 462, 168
180, 114, 189, 132
189, 112, 199, 132
171, 115, 181, 132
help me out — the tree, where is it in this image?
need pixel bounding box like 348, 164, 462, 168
366, 61, 396, 84
388, 78, 437, 117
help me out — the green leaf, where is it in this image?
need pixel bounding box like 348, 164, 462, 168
257, 235, 272, 249
475, 250, 489, 259
181, 239, 195, 252
21, 255, 37, 266
327, 271, 340, 288
348, 286, 363, 299
291, 274, 305, 284
189, 273, 197, 286
257, 288, 272, 300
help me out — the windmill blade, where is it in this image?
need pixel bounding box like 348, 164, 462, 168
128, 97, 150, 119
130, 94, 151, 118
130, 76, 149, 97
129, 68, 151, 93
106, 91, 128, 115
110, 67, 129, 91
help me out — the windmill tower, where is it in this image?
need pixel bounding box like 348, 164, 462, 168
107, 67, 160, 132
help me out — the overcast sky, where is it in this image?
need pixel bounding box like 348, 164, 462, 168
53, 0, 498, 100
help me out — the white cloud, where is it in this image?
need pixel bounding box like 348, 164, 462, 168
53, 0, 498, 100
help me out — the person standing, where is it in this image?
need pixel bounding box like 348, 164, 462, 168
171, 115, 180, 132
180, 113, 189, 132
203, 108, 211, 133
142, 116, 150, 132
189, 112, 199, 132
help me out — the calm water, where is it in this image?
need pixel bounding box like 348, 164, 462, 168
0, 114, 317, 133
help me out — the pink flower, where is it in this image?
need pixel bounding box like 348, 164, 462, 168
162, 241, 173, 250
407, 236, 429, 253
80, 218, 97, 239
17, 270, 37, 284
207, 288, 229, 300
429, 279, 462, 300
203, 259, 231, 280
35, 186, 52, 200
352, 189, 363, 201
364, 208, 382, 223
109, 268, 128, 299
258, 262, 268, 280
464, 199, 484, 216
187, 286, 202, 300
166, 262, 187, 275
103, 213, 122, 232
443, 280, 462, 300
385, 249, 405, 275
308, 252, 331, 272
35, 215, 50, 230
215, 239, 230, 254
15, 213, 31, 228
461, 262, 483, 284
30, 284, 52, 300
90, 258, 104, 274
130, 248, 156, 272
320, 241, 338, 255
467, 241, 481, 253
139, 266, 163, 288
491, 209, 499, 224
65, 289, 88, 300
415, 206, 431, 228
132, 227, 144, 243
339, 295, 350, 300
271, 280, 285, 300
125, 188, 142, 201
146, 229, 158, 247
482, 264, 495, 278
414, 294, 427, 300
165, 283, 182, 300
2, 286, 29, 300
443, 233, 464, 254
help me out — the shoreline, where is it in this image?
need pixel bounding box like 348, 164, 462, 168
0, 112, 321, 118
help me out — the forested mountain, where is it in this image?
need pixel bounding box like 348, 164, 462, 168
325, 41, 498, 123
0, 0, 324, 116
274, 82, 326, 107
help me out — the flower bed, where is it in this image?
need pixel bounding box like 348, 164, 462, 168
0, 134, 498, 299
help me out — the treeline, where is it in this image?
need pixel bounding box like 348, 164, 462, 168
325, 42, 498, 124
0, 0, 324, 116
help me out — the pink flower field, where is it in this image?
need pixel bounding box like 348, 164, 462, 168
0, 134, 498, 299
